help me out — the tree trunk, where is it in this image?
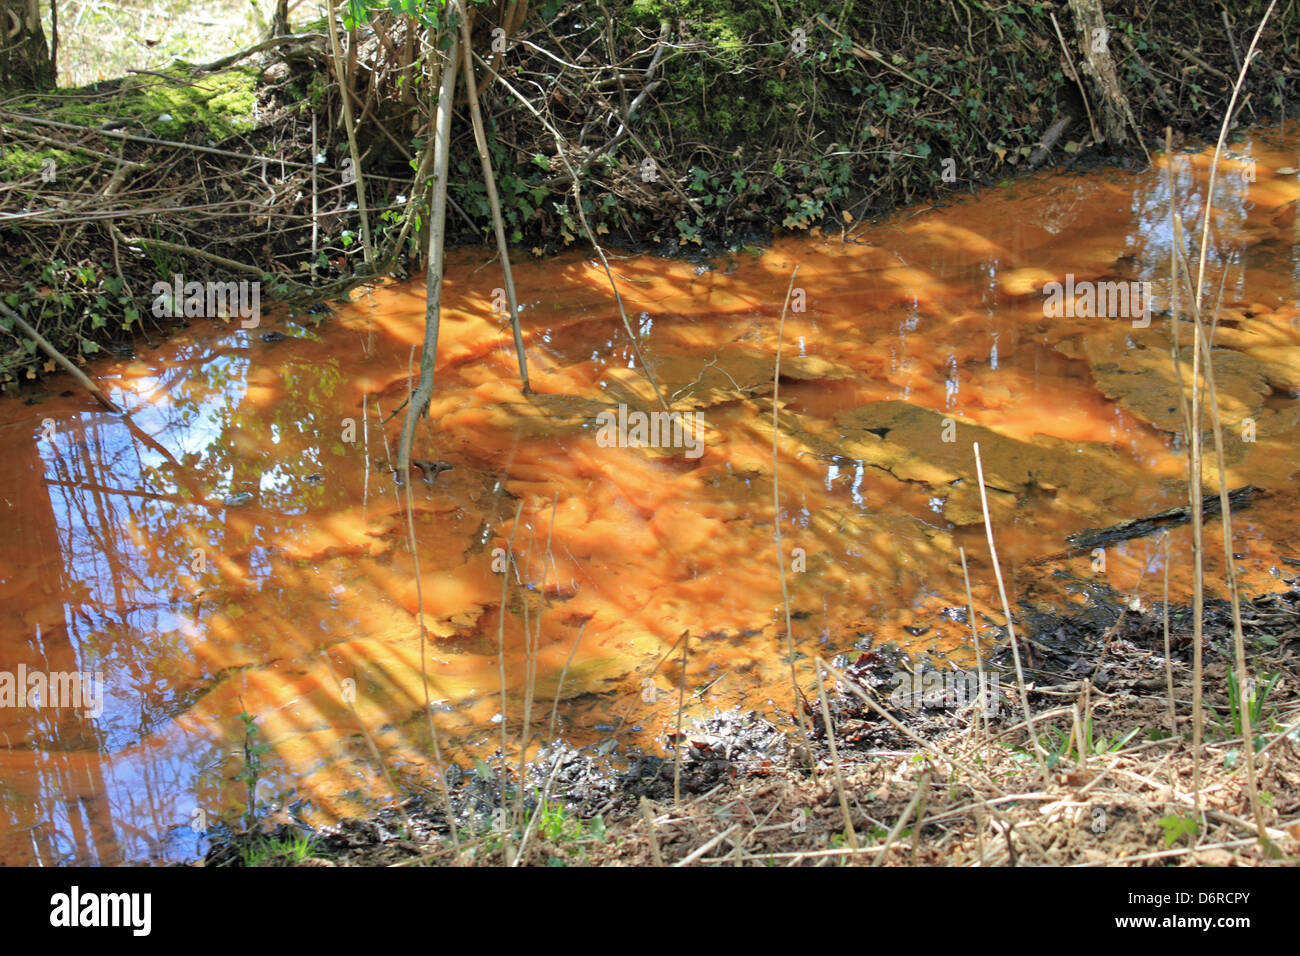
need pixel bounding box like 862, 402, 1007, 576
1068, 0, 1129, 146
270, 0, 289, 38
396, 15, 460, 478
0, 0, 55, 92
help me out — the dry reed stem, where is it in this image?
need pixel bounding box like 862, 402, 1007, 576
640, 798, 664, 866
1180, 2, 1276, 848
1168, 3, 1275, 842
674, 630, 689, 808
396, 343, 458, 847
972, 441, 1046, 780
1170, 214, 1268, 845
514, 496, 559, 830
1162, 531, 1177, 738
958, 546, 988, 762
512, 621, 588, 865
1163, 125, 1203, 828
772, 266, 819, 775
872, 770, 928, 867
815, 660, 859, 850
310, 111, 319, 280
496, 500, 524, 850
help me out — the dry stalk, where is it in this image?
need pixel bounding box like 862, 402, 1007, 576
640, 797, 665, 866
512, 621, 588, 865
1162, 531, 1177, 738
497, 499, 524, 841
769, 267, 821, 776
1170, 213, 1268, 846
973, 441, 1046, 780
1180, 0, 1276, 850
958, 546, 988, 762
872, 770, 929, 867
674, 629, 689, 808
816, 660, 859, 850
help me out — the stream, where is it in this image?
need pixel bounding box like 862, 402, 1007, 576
2, 128, 1299, 864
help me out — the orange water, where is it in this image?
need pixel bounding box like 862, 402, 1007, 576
2, 129, 1299, 864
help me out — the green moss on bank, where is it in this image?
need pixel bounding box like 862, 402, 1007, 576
5, 66, 258, 142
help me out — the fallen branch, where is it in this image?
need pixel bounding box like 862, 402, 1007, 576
1064, 485, 1264, 551
0, 300, 121, 412
0, 111, 316, 170
1026, 113, 1073, 169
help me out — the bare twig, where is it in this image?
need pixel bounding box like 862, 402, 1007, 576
0, 300, 121, 412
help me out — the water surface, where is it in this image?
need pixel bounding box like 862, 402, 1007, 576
2, 129, 1299, 864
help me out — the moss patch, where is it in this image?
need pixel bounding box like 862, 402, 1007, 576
7, 67, 259, 141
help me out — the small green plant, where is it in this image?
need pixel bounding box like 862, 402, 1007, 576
1158, 812, 1199, 847
524, 799, 607, 863
537, 801, 605, 844
537, 803, 580, 843
233, 712, 272, 829
1088, 724, 1143, 757
1206, 668, 1279, 751
241, 830, 320, 867
1003, 722, 1140, 770
1230, 668, 1279, 746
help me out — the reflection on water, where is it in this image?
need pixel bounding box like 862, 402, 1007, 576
2, 129, 1299, 864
